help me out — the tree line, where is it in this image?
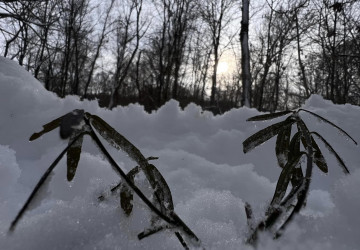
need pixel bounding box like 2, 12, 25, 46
1, 0, 359, 113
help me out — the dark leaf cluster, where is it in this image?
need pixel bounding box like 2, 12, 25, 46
243, 109, 357, 245
10, 109, 202, 249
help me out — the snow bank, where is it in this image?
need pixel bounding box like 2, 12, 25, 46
0, 56, 359, 249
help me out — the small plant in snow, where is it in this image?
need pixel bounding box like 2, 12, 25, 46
9, 110, 202, 249
242, 109, 357, 245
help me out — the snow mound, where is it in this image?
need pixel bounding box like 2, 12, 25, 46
0, 56, 360, 249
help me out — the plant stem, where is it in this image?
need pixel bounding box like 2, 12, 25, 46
9, 132, 85, 232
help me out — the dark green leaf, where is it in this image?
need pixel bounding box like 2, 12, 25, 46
311, 132, 350, 174
296, 119, 311, 152
120, 166, 140, 216
29, 116, 64, 141
275, 125, 292, 168
288, 132, 304, 188
289, 132, 301, 161
66, 133, 84, 181
145, 164, 174, 213
312, 137, 328, 173
299, 109, 357, 145
291, 168, 304, 189
88, 114, 147, 165
243, 117, 296, 153
118, 164, 174, 216
245, 202, 255, 230
297, 121, 328, 173
89, 114, 174, 214
270, 153, 305, 207
247, 110, 294, 121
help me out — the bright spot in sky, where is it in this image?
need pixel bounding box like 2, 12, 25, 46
217, 61, 229, 74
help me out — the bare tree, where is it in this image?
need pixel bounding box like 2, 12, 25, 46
198, 0, 237, 108
108, 0, 145, 109
83, 0, 115, 98
240, 0, 251, 107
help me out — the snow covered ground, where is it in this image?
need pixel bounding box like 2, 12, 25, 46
0, 56, 359, 249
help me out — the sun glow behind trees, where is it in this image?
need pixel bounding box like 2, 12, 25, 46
217, 61, 229, 75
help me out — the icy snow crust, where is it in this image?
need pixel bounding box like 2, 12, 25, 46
0, 56, 359, 249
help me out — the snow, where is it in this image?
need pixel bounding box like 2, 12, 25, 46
0, 56, 359, 249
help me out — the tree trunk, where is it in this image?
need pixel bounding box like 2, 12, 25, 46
240, 0, 251, 107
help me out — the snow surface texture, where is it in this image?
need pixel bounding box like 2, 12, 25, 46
0, 56, 359, 249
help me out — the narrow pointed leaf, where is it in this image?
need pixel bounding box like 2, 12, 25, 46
299, 109, 357, 145
245, 202, 255, 230
276, 125, 292, 168
29, 116, 64, 141
311, 132, 350, 174
89, 115, 174, 213
296, 120, 312, 152
311, 137, 328, 173
291, 168, 304, 189
87, 122, 201, 246
270, 153, 305, 207
289, 132, 301, 161
288, 132, 304, 187
243, 117, 296, 153
88, 114, 147, 165
120, 166, 140, 216
297, 122, 328, 173
145, 164, 174, 213
66, 133, 84, 181
247, 110, 294, 121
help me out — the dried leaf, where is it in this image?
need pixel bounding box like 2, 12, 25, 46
247, 110, 294, 121
243, 117, 296, 153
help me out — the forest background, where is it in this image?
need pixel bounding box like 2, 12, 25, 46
1, 0, 359, 114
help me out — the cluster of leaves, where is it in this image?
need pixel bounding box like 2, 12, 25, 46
242, 109, 357, 245
9, 110, 202, 249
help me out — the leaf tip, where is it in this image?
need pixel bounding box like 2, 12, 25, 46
29, 133, 39, 141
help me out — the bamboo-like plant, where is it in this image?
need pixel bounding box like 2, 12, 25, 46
9, 110, 202, 249
242, 109, 357, 245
